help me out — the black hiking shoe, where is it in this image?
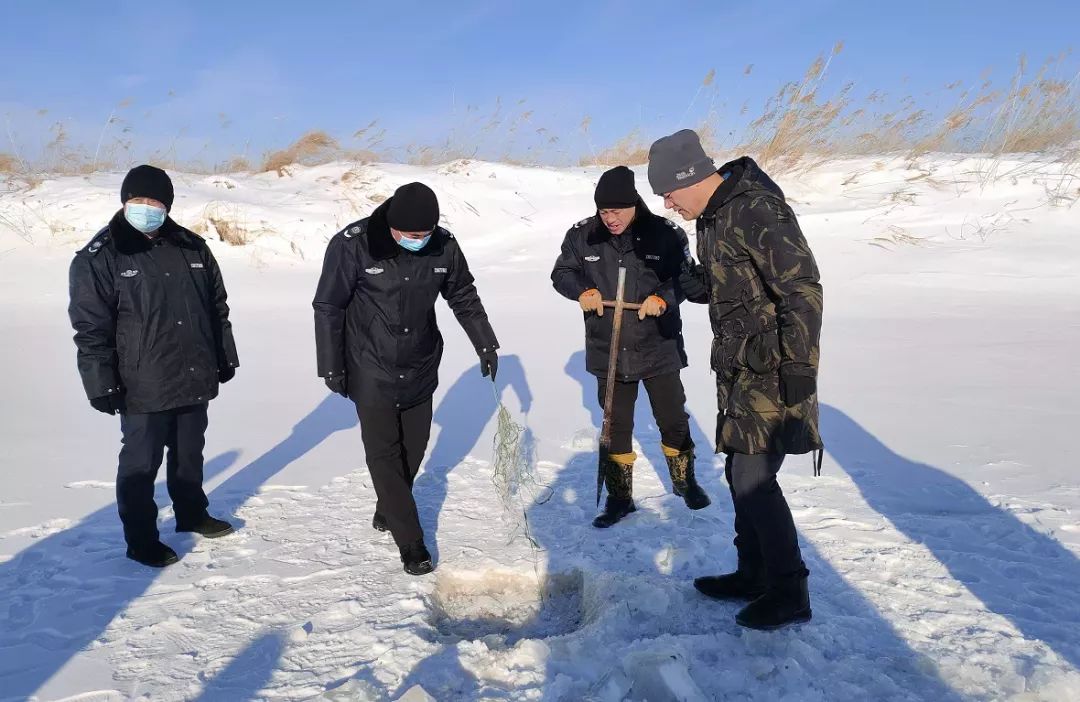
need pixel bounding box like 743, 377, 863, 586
592, 496, 637, 528
399, 540, 434, 576
694, 569, 767, 601
176, 514, 234, 538
372, 513, 389, 532
126, 541, 180, 568
736, 572, 812, 630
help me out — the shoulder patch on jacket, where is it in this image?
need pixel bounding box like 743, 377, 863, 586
82, 229, 110, 255
573, 217, 592, 229
665, 219, 681, 230
339, 222, 365, 240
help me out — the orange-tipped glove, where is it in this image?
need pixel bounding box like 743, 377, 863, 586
579, 288, 603, 316
637, 295, 667, 321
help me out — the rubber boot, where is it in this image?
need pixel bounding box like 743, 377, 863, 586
663, 445, 711, 510
593, 453, 636, 528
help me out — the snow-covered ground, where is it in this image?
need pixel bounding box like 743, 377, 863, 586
1, 155, 1079, 701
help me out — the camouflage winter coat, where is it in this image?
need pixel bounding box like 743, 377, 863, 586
682, 157, 823, 455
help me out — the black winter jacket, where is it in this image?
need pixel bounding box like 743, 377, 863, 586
68, 212, 239, 414
551, 201, 690, 381
313, 199, 498, 409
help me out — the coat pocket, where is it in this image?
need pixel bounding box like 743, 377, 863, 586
115, 325, 141, 374
743, 328, 781, 374
726, 368, 783, 418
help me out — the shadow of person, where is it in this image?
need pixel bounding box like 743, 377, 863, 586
192, 630, 287, 702
821, 403, 1080, 670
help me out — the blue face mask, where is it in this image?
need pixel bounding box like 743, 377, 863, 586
397, 234, 431, 252
125, 203, 167, 234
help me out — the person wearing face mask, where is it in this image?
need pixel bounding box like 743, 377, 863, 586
313, 182, 499, 576
551, 166, 710, 529
68, 165, 239, 568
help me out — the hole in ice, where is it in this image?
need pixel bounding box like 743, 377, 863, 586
427, 568, 584, 644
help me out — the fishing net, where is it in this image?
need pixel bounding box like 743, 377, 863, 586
490, 383, 551, 546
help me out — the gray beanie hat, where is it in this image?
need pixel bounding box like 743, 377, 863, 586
647, 129, 715, 195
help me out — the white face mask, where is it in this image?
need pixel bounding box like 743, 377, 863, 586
397, 233, 431, 252
124, 203, 167, 234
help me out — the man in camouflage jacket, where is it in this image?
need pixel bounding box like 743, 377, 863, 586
648, 129, 822, 631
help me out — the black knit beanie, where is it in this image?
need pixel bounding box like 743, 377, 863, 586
594, 166, 639, 209
121, 165, 175, 212
387, 182, 439, 231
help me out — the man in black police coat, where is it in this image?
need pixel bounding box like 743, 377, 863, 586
313, 182, 499, 576
69, 165, 239, 568
552, 166, 710, 528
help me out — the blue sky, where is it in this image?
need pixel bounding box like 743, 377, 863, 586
1, 0, 1076, 165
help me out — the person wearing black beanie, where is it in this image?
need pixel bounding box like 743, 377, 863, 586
551, 165, 711, 529
68, 165, 240, 567
313, 181, 500, 577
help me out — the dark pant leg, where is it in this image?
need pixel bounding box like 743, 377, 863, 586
596, 377, 639, 456
642, 372, 694, 452
166, 403, 211, 526
725, 453, 761, 568
726, 452, 803, 581
400, 399, 434, 487
356, 403, 425, 548
117, 410, 172, 548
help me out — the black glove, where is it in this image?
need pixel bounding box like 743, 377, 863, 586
325, 375, 349, 398
779, 369, 816, 407
218, 366, 236, 384
90, 392, 126, 415
677, 261, 708, 302
479, 351, 498, 381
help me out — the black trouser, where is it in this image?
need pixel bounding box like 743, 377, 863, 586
355, 399, 434, 548
117, 404, 210, 549
724, 452, 804, 583
596, 371, 694, 456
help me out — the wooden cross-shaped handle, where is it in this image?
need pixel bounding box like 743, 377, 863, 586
602, 301, 642, 310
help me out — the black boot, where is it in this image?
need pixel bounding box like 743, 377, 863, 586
399, 540, 434, 576
735, 569, 812, 630
593, 496, 637, 528
593, 457, 636, 528
176, 514, 234, 538
372, 512, 389, 532
665, 448, 711, 510
126, 541, 180, 568
694, 565, 766, 601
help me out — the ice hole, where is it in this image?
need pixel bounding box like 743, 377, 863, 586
428, 568, 585, 644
